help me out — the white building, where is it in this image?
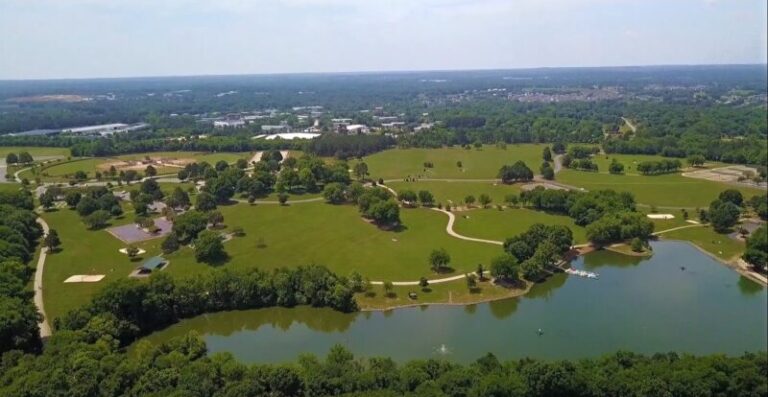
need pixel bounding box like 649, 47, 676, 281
213, 120, 246, 128
345, 124, 370, 134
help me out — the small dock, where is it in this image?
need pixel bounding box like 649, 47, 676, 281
565, 268, 599, 279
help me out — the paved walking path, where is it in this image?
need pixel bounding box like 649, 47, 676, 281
430, 207, 504, 245
652, 224, 704, 236
34, 218, 52, 338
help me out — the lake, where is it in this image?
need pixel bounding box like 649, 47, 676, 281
138, 241, 768, 363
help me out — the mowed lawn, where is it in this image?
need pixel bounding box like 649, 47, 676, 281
41, 208, 168, 322
556, 170, 765, 208
0, 146, 70, 158
387, 180, 522, 207
361, 144, 547, 180
165, 203, 501, 281
659, 225, 745, 261
452, 207, 587, 244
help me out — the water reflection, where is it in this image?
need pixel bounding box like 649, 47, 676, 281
738, 276, 765, 296
525, 273, 568, 300
488, 298, 518, 319
582, 249, 647, 269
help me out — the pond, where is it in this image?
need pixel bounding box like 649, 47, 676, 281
138, 241, 767, 363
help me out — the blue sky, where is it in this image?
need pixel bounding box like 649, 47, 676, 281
1, 0, 766, 79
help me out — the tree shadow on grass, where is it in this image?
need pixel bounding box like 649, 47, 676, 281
202, 253, 231, 267
432, 266, 456, 275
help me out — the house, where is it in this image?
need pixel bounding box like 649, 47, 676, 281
345, 124, 370, 134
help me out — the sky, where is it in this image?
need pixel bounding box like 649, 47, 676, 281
0, 0, 766, 80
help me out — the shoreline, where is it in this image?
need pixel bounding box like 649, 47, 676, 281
659, 237, 767, 286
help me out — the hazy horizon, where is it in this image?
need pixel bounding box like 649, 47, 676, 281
1, 0, 767, 80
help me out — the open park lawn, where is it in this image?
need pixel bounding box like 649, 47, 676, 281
356, 277, 532, 310
452, 207, 587, 244
42, 202, 503, 320
166, 203, 501, 280
41, 208, 166, 322
0, 146, 70, 158
361, 144, 547, 180
556, 170, 765, 208
387, 180, 521, 207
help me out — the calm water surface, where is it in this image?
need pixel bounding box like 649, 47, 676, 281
140, 241, 767, 363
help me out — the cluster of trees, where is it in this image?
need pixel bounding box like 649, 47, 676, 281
307, 134, 394, 159
160, 209, 227, 263
743, 225, 767, 273
397, 189, 435, 207
699, 189, 747, 232
518, 187, 653, 245
636, 159, 682, 175
357, 187, 401, 227
498, 161, 533, 183
4, 151, 33, 165
54, 266, 357, 349
60, 186, 123, 229
503, 224, 574, 281
2, 334, 766, 397
0, 199, 44, 355
563, 156, 598, 172
748, 194, 767, 220
608, 159, 625, 174
539, 162, 554, 180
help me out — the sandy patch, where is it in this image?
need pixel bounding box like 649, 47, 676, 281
64, 275, 105, 283
647, 214, 674, 220
521, 182, 568, 191
118, 248, 147, 255
683, 165, 767, 188
97, 156, 195, 172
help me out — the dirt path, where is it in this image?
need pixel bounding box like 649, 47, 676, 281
34, 218, 52, 338
621, 117, 637, 133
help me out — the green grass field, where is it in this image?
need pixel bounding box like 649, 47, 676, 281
40, 202, 504, 320
452, 207, 587, 244
0, 146, 70, 158
361, 144, 548, 180
387, 180, 521, 206
556, 170, 765, 208
659, 225, 745, 261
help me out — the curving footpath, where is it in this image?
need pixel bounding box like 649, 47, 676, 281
430, 207, 503, 245
652, 224, 704, 236
34, 218, 52, 338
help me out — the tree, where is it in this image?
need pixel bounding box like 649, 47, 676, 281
207, 210, 224, 228
39, 192, 55, 210
18, 152, 33, 164
161, 232, 181, 253
236, 158, 248, 169
743, 225, 767, 272
687, 154, 706, 167
429, 248, 451, 272
5, 153, 18, 165
83, 210, 110, 229
478, 194, 492, 208
540, 162, 555, 180
466, 273, 478, 290
630, 237, 644, 252
73, 170, 88, 181
166, 187, 190, 209
63, 191, 81, 208
173, 210, 208, 243
323, 182, 346, 204
498, 161, 533, 183
464, 195, 476, 207
397, 190, 417, 205
608, 159, 625, 175
490, 254, 519, 282
76, 196, 99, 216
194, 230, 225, 263
126, 245, 139, 258
353, 162, 369, 180
417, 190, 434, 206
419, 277, 429, 290
552, 142, 566, 154
504, 194, 519, 207
457, 161, 463, 168
383, 281, 394, 297
278, 193, 289, 205
44, 229, 61, 252
215, 160, 229, 171
718, 189, 744, 207
177, 169, 189, 181
145, 165, 157, 177
708, 199, 740, 232
195, 192, 217, 212
543, 146, 552, 162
